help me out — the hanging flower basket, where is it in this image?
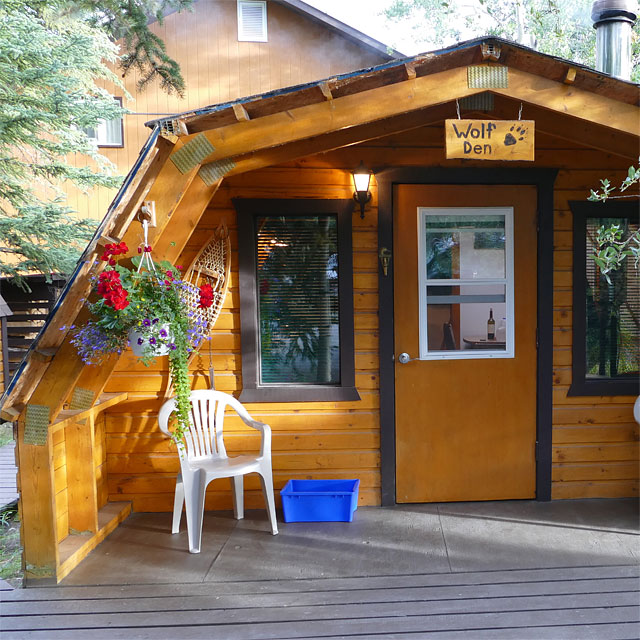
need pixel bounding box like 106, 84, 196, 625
128, 322, 173, 358
69, 228, 214, 443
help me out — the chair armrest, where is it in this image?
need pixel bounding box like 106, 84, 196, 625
237, 414, 272, 458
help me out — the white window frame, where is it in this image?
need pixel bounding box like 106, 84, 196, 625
85, 97, 124, 148
237, 0, 268, 42
417, 206, 515, 360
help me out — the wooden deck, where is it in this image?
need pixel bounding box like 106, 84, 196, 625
1, 564, 638, 638
0, 442, 17, 509
2, 499, 638, 638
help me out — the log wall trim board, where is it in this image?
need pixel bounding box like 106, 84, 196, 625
376, 167, 558, 506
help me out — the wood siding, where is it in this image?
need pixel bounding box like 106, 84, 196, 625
68, 0, 386, 221
103, 119, 637, 510
105, 165, 381, 511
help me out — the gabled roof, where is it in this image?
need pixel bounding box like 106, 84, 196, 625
2, 36, 638, 419
159, 0, 404, 61
274, 0, 404, 60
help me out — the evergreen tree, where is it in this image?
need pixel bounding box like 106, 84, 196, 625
0, 0, 192, 288
57, 0, 194, 96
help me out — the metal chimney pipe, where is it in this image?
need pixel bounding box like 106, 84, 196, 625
591, 0, 638, 80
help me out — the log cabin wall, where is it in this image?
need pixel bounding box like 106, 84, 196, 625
66, 0, 388, 221
103, 120, 638, 510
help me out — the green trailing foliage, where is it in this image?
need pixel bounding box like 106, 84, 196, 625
588, 163, 640, 282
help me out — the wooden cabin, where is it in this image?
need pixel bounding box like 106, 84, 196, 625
2, 37, 638, 585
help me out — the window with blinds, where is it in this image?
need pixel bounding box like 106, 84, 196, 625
585, 217, 639, 380
237, 1, 267, 42
234, 198, 358, 403
257, 216, 339, 384
570, 201, 639, 397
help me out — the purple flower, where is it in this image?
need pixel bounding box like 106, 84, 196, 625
149, 337, 156, 345
142, 318, 151, 327
152, 318, 159, 324
137, 338, 144, 345
169, 343, 177, 350
159, 329, 167, 338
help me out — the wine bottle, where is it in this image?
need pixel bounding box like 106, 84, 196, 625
487, 308, 495, 340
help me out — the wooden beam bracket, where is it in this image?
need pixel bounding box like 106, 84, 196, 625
232, 103, 251, 122
564, 67, 577, 84
319, 82, 334, 101
404, 63, 417, 80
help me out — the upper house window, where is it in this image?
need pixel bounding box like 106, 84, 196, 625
237, 1, 267, 42
570, 201, 639, 396
85, 97, 124, 148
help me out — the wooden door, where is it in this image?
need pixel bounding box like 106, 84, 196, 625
394, 185, 538, 503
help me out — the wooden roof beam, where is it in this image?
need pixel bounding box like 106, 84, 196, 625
226, 102, 458, 177
176, 67, 476, 164
175, 65, 637, 168
492, 67, 638, 136
491, 94, 638, 159
1, 143, 199, 414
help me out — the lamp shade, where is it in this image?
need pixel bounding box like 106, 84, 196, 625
352, 162, 372, 193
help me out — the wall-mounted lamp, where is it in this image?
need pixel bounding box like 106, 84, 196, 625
351, 161, 372, 219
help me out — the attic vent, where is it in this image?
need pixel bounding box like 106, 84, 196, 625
238, 1, 267, 42
468, 66, 508, 89
170, 133, 215, 174
459, 92, 495, 112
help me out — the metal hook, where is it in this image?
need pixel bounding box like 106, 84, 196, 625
518, 103, 523, 120
456, 98, 461, 120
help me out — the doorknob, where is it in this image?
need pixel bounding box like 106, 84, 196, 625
398, 352, 416, 364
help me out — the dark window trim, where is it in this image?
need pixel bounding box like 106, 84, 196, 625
234, 198, 360, 403
569, 200, 639, 397
96, 97, 124, 149
376, 167, 558, 506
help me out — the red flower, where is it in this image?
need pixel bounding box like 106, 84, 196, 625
97, 270, 129, 310
198, 283, 214, 309
100, 241, 129, 262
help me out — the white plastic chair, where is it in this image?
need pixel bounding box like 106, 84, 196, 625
158, 390, 278, 553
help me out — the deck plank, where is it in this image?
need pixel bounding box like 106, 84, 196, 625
2, 607, 638, 639
3, 577, 638, 615
3, 563, 637, 601
1, 565, 638, 639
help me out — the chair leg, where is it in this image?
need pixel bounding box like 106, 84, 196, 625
172, 473, 184, 534
183, 469, 207, 554
258, 468, 278, 535
231, 475, 244, 520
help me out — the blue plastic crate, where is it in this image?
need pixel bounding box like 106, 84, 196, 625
280, 479, 360, 522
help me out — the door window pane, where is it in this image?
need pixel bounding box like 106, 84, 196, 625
256, 215, 339, 384
419, 208, 514, 359
425, 214, 506, 280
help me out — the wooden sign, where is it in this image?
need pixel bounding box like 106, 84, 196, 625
445, 119, 535, 161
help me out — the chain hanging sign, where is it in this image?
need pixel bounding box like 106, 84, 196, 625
445, 119, 535, 161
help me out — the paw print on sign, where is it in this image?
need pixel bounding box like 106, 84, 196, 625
504, 124, 527, 147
